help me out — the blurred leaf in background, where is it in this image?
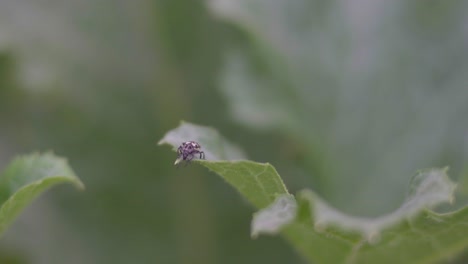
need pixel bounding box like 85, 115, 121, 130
0, 0, 467, 264
0, 0, 300, 263
209, 0, 468, 216
0, 153, 84, 236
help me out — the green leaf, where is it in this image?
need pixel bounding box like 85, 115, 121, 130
253, 168, 467, 263
161, 123, 468, 263
159, 122, 288, 208
201, 161, 289, 209
283, 206, 468, 264
301, 168, 456, 242
0, 153, 84, 236
284, 192, 468, 264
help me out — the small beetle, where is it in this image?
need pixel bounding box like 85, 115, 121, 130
174, 141, 205, 166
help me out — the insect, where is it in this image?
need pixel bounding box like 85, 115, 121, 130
174, 141, 205, 166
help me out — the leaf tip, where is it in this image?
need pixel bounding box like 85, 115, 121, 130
73, 179, 86, 191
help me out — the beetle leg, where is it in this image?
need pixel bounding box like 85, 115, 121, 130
187, 154, 194, 161
184, 154, 194, 167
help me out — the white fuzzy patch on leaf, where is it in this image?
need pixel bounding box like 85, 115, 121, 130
250, 168, 457, 243
251, 195, 297, 238
300, 168, 456, 243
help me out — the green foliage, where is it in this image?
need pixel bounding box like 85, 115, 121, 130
201, 161, 288, 209
0, 153, 84, 236
159, 122, 288, 208
161, 122, 468, 263
1, 0, 467, 263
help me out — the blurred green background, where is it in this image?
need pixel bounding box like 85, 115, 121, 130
0, 0, 467, 263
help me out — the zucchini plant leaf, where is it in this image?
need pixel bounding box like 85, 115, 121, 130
0, 153, 84, 236
161, 122, 468, 263
159, 122, 286, 208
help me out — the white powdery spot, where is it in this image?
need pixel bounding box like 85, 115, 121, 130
251, 195, 297, 238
